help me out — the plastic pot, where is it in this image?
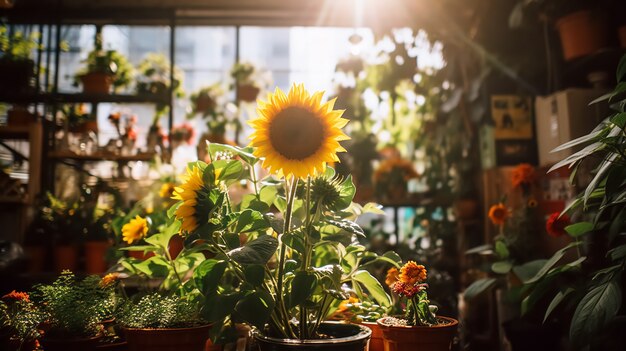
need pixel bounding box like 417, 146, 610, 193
40, 336, 101, 351
556, 10, 609, 61
85, 240, 111, 274
81, 72, 113, 94
377, 316, 458, 351
124, 324, 211, 351
252, 322, 371, 351
53, 244, 78, 273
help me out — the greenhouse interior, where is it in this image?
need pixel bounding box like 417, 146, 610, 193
0, 0, 625, 350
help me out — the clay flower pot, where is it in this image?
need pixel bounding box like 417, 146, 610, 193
24, 245, 47, 273
360, 321, 384, 351
40, 335, 102, 351
237, 84, 260, 102
124, 324, 211, 351
81, 72, 113, 94
377, 316, 458, 351
556, 10, 608, 61
84, 240, 111, 274
54, 244, 78, 273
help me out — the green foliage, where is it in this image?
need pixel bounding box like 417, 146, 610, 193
0, 25, 40, 61
31, 272, 119, 338
405, 291, 438, 327
136, 53, 184, 114
75, 48, 134, 91
117, 293, 205, 329
0, 295, 46, 344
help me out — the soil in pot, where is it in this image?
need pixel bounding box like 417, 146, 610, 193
40, 335, 102, 351
377, 316, 458, 351
124, 324, 211, 351
85, 240, 111, 274
252, 322, 371, 351
556, 10, 609, 61
81, 72, 113, 94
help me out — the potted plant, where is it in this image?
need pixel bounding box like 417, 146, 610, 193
170, 84, 401, 350
84, 207, 117, 274
230, 61, 267, 102
0, 291, 45, 351
75, 32, 133, 94
519, 55, 626, 349
330, 295, 390, 351
0, 24, 39, 93
117, 293, 211, 351
373, 157, 419, 201
377, 261, 458, 351
39, 193, 80, 272
32, 272, 119, 351
136, 53, 184, 110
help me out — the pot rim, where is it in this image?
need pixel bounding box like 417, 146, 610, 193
253, 321, 371, 345
123, 323, 211, 332
376, 316, 458, 329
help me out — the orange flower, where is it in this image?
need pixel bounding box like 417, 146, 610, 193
2, 290, 30, 302
337, 296, 359, 312
511, 163, 535, 189
100, 273, 120, 287
488, 203, 510, 226
391, 281, 426, 298
399, 261, 427, 285
546, 212, 570, 237
385, 267, 400, 288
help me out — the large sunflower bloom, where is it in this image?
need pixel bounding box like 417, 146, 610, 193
172, 165, 205, 233
248, 83, 350, 179
122, 215, 149, 244
399, 261, 427, 285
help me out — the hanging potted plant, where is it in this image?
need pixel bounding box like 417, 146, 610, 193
378, 261, 458, 351
230, 61, 268, 102
32, 272, 118, 351
136, 53, 184, 104
0, 291, 46, 351
0, 24, 38, 94
373, 157, 419, 202
170, 84, 401, 350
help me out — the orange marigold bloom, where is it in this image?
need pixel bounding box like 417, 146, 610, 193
2, 290, 30, 302
391, 281, 426, 298
399, 261, 427, 285
511, 163, 535, 188
100, 273, 121, 287
488, 203, 510, 226
546, 212, 570, 238
385, 267, 400, 287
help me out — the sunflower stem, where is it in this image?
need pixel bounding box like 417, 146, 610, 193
276, 177, 298, 336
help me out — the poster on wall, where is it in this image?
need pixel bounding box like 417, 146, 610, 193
489, 95, 537, 166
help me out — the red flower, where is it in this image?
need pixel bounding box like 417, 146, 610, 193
546, 212, 570, 237
2, 290, 30, 302
391, 281, 427, 298
511, 163, 535, 189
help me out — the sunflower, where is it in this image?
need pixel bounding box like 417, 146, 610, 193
385, 267, 400, 288
488, 203, 510, 226
172, 165, 206, 233
399, 261, 427, 285
159, 182, 176, 198
122, 215, 149, 244
248, 84, 350, 179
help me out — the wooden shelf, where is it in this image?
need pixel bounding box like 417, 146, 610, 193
0, 92, 168, 105
48, 150, 156, 162
0, 195, 28, 204
0, 125, 32, 139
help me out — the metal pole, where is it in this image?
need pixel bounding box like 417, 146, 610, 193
168, 15, 176, 161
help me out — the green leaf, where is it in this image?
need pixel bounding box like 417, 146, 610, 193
565, 222, 594, 237
144, 220, 181, 249
167, 201, 181, 219
525, 242, 581, 284
131, 256, 170, 277
282, 232, 305, 253
203, 291, 243, 322
379, 251, 402, 268
464, 278, 497, 300
608, 244, 626, 261
544, 288, 575, 323
325, 219, 364, 237
513, 259, 547, 282
207, 142, 258, 166
213, 159, 245, 185
234, 290, 275, 330
227, 234, 278, 265
352, 270, 392, 307
362, 202, 385, 215
465, 244, 493, 255
495, 241, 509, 259
244, 265, 265, 287
240, 193, 270, 212
336, 175, 356, 210
290, 272, 318, 307
584, 153, 617, 205
234, 209, 270, 233
193, 259, 227, 295
610, 112, 626, 129
491, 261, 513, 274
616, 55, 626, 82
259, 186, 278, 207
570, 277, 622, 346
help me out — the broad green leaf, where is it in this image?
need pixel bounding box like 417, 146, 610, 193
259, 186, 278, 207
244, 265, 265, 287
608, 244, 626, 261
362, 202, 385, 215
234, 209, 270, 233
336, 175, 356, 210
240, 193, 270, 212
227, 234, 278, 265
203, 291, 243, 322
464, 278, 497, 300
570, 278, 622, 346
352, 270, 392, 307
544, 288, 575, 323
207, 142, 258, 165
193, 259, 227, 295
525, 242, 581, 284
491, 260, 513, 274
144, 220, 181, 249
167, 201, 181, 218
565, 222, 594, 237
513, 259, 547, 282
465, 244, 493, 255
234, 290, 275, 330
495, 241, 509, 259
610, 112, 626, 129
290, 272, 318, 307
325, 219, 365, 237
131, 256, 170, 277
616, 55, 626, 82
213, 159, 245, 185
282, 232, 305, 253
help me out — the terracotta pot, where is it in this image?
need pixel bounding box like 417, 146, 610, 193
40, 336, 101, 351
124, 324, 211, 351
453, 199, 479, 220
168, 235, 184, 259
96, 341, 128, 350
556, 10, 609, 61
253, 322, 371, 351
127, 250, 155, 260
1, 337, 39, 351
84, 241, 111, 274
205, 339, 222, 351
195, 95, 217, 113
237, 84, 260, 102
81, 72, 113, 94
619, 25, 626, 48
7, 106, 35, 126
360, 321, 383, 351
24, 245, 46, 273
377, 316, 458, 351
54, 245, 78, 273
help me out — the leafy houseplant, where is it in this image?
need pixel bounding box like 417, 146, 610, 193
75, 32, 132, 94
0, 24, 39, 93
136, 53, 184, 115
519, 55, 626, 349
0, 291, 45, 351
169, 84, 401, 350
377, 261, 457, 351
230, 61, 267, 102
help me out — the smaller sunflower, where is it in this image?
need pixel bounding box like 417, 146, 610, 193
172, 165, 206, 233
122, 215, 149, 244
399, 261, 427, 285
385, 267, 400, 288
159, 182, 176, 199
488, 203, 510, 226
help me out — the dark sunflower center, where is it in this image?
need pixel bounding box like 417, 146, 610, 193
269, 106, 325, 160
